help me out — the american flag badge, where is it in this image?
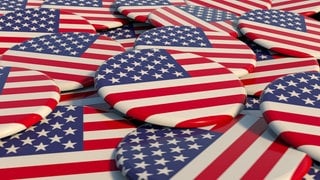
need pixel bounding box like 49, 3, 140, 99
272, 0, 320, 16
240, 57, 320, 96
185, 0, 272, 16
0, 105, 138, 179
135, 26, 256, 77
0, 8, 96, 55
95, 48, 247, 128
1, 32, 126, 91
260, 72, 320, 162
0, 0, 44, 16
115, 114, 312, 179
238, 9, 320, 58
41, 0, 130, 30
99, 22, 154, 50
148, 5, 240, 38
305, 161, 320, 180
0, 66, 60, 139
113, 0, 186, 23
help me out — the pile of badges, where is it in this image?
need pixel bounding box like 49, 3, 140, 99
0, 0, 319, 179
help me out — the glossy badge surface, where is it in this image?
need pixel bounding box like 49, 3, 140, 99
1, 32, 125, 91
0, 105, 137, 179
115, 114, 312, 179
0, 0, 44, 15
95, 49, 246, 128
260, 72, 320, 162
272, 0, 320, 16
238, 9, 320, 58
0, 8, 96, 55
135, 26, 256, 77
0, 66, 60, 139
148, 5, 239, 37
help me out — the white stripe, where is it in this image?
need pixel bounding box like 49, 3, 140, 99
8, 70, 50, 77
0, 31, 49, 38
269, 121, 320, 137
272, 1, 319, 10
146, 103, 243, 127
243, 83, 267, 95
261, 101, 320, 119
182, 63, 225, 71
84, 112, 126, 123
59, 24, 95, 30
266, 148, 307, 179
207, 57, 256, 63
0, 43, 20, 48
298, 145, 320, 161
113, 87, 245, 113
52, 79, 83, 91
95, 39, 124, 46
0, 149, 114, 168
118, 5, 169, 10
42, 4, 111, 11
0, 106, 54, 117
0, 123, 26, 139
98, 73, 239, 96
84, 128, 136, 141
172, 114, 258, 179
60, 14, 87, 20
0, 91, 60, 102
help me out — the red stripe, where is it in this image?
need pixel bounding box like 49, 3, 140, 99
0, 99, 58, 109
84, 138, 124, 150
273, 1, 320, 12
106, 80, 243, 105
196, 118, 267, 179
0, 114, 42, 127
0, 160, 118, 179
250, 59, 317, 72
280, 132, 320, 148
176, 115, 233, 128
291, 155, 313, 180
187, 68, 232, 77
0, 37, 30, 43
6, 74, 54, 82
84, 120, 135, 131
241, 74, 289, 85
194, 51, 255, 59
263, 110, 320, 126
60, 90, 96, 101
59, 28, 95, 33
175, 57, 215, 65
1, 85, 59, 95
211, 114, 245, 133
126, 94, 246, 121
210, 21, 238, 37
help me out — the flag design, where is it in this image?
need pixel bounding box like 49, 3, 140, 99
305, 161, 320, 180
0, 105, 138, 179
114, 0, 186, 22
0, 0, 44, 16
99, 22, 154, 50
185, 0, 272, 16
238, 9, 320, 58
0, 8, 95, 55
115, 114, 312, 179
41, 0, 129, 30
95, 48, 246, 128
134, 26, 256, 77
0, 66, 60, 139
260, 72, 320, 162
1, 32, 125, 91
272, 0, 320, 16
148, 5, 239, 37
240, 57, 320, 96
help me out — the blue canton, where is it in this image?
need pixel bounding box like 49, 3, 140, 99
244, 96, 261, 110
43, 0, 103, 7
12, 33, 99, 57
0, 0, 26, 11
0, 66, 10, 94
115, 124, 222, 179
261, 72, 320, 108
0, 8, 59, 32
240, 36, 273, 61
178, 5, 237, 22
95, 49, 190, 88
114, 0, 171, 8
0, 105, 83, 157
135, 26, 212, 47
241, 9, 307, 32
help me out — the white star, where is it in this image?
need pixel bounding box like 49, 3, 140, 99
150, 142, 162, 148
276, 94, 289, 102
300, 87, 312, 94
0, 140, 6, 147
21, 137, 35, 145
130, 137, 143, 143
164, 131, 177, 138
147, 134, 159, 141
188, 143, 202, 150
287, 80, 298, 86
170, 146, 184, 153
131, 75, 142, 81
64, 127, 77, 135
63, 140, 77, 149
311, 84, 320, 90
288, 90, 300, 98
157, 167, 173, 176
37, 129, 49, 137
131, 144, 145, 151
103, 68, 113, 74
95, 74, 105, 81
315, 94, 320, 101
174, 154, 188, 162
125, 66, 135, 72
154, 158, 169, 166
49, 135, 63, 143
135, 161, 150, 169
202, 133, 214, 139
152, 149, 165, 156
34, 142, 48, 152
51, 122, 63, 130
52, 110, 64, 117
309, 74, 319, 80
264, 87, 274, 94
298, 77, 309, 83
6, 145, 19, 154
167, 139, 180, 145
136, 171, 152, 180
133, 152, 147, 160
185, 136, 197, 142
302, 98, 315, 105
109, 77, 120, 84
65, 115, 77, 122
117, 71, 127, 77
65, 105, 77, 111
181, 129, 193, 135
173, 71, 183, 77
116, 156, 128, 166
139, 69, 149, 76
275, 83, 286, 90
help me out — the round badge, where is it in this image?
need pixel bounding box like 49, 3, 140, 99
0, 66, 60, 139
0, 105, 138, 179
135, 26, 256, 77
238, 9, 320, 58
95, 48, 246, 128
240, 57, 320, 96
148, 5, 239, 37
272, 0, 320, 16
41, 0, 129, 30
260, 72, 320, 162
0, 8, 96, 55
1, 32, 125, 91
0, 0, 44, 16
186, 0, 272, 16
115, 115, 312, 179
114, 0, 186, 22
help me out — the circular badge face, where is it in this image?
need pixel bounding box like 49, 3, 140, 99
148, 5, 239, 37
240, 57, 320, 96
0, 105, 138, 179
41, 0, 129, 30
135, 26, 256, 77
0, 0, 44, 16
114, 0, 186, 22
1, 32, 125, 91
260, 72, 320, 162
238, 9, 320, 58
186, 0, 272, 16
95, 48, 246, 128
0, 66, 60, 139
272, 0, 320, 16
0, 8, 96, 55
115, 116, 312, 180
